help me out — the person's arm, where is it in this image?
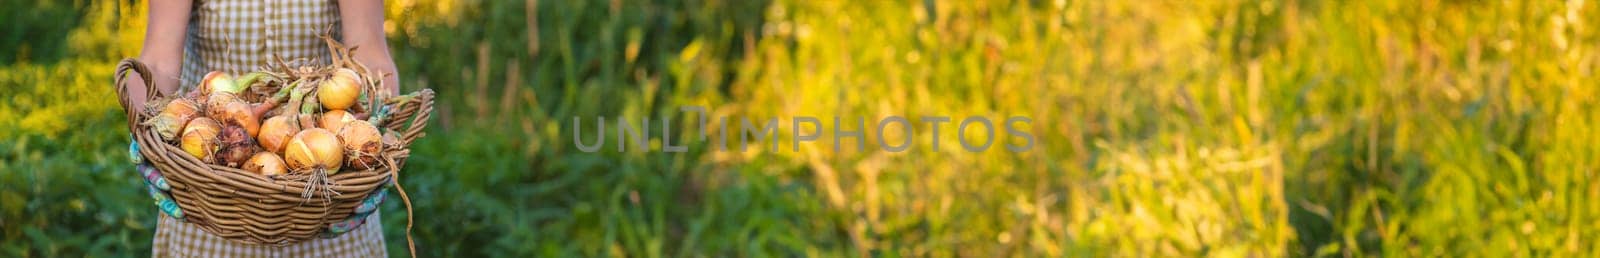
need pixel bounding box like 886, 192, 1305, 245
339, 0, 399, 95
128, 0, 192, 109
126, 1, 192, 221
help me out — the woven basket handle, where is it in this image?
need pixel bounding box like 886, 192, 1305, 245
115, 58, 162, 132
382, 89, 435, 147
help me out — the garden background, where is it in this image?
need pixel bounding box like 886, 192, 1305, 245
3, 0, 1599, 256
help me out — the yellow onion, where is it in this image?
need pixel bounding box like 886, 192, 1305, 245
319, 110, 358, 133
211, 101, 261, 138
144, 98, 200, 141
180, 117, 222, 162
338, 120, 383, 170
258, 115, 299, 154
285, 128, 343, 173
243, 152, 287, 176
318, 68, 364, 111
196, 71, 236, 98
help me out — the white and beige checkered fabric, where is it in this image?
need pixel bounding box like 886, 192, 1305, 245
178, 0, 343, 90
152, 212, 388, 257
161, 0, 387, 257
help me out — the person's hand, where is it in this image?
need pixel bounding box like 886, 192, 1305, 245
323, 181, 389, 236
131, 138, 185, 220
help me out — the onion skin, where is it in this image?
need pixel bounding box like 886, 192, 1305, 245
320, 110, 357, 133
318, 68, 363, 111
381, 130, 401, 149
204, 92, 241, 114
180, 117, 222, 163
258, 115, 300, 154
285, 128, 344, 173
338, 120, 383, 170
145, 98, 200, 141
243, 152, 288, 176
212, 101, 262, 138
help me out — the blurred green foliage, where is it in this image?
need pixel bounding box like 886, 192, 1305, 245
3, 0, 1599, 257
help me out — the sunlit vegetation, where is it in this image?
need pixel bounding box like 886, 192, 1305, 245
2, 0, 1597, 257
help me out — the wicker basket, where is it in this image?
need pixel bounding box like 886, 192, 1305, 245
114, 58, 433, 245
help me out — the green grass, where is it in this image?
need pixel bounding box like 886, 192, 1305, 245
3, 0, 1598, 257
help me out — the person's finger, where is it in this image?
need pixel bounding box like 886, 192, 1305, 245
138, 163, 169, 191
128, 139, 143, 164
354, 189, 387, 215
148, 184, 183, 219
325, 213, 370, 235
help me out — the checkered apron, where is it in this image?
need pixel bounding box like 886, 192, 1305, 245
158, 0, 388, 257
177, 0, 342, 89
153, 213, 387, 258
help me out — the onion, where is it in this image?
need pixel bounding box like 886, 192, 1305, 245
318, 68, 364, 111
285, 128, 344, 173
204, 92, 241, 114
214, 125, 257, 167
180, 117, 222, 162
243, 152, 288, 176
338, 120, 383, 170
195, 71, 235, 98
144, 98, 200, 141
258, 115, 300, 154
319, 110, 358, 133
211, 101, 261, 138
